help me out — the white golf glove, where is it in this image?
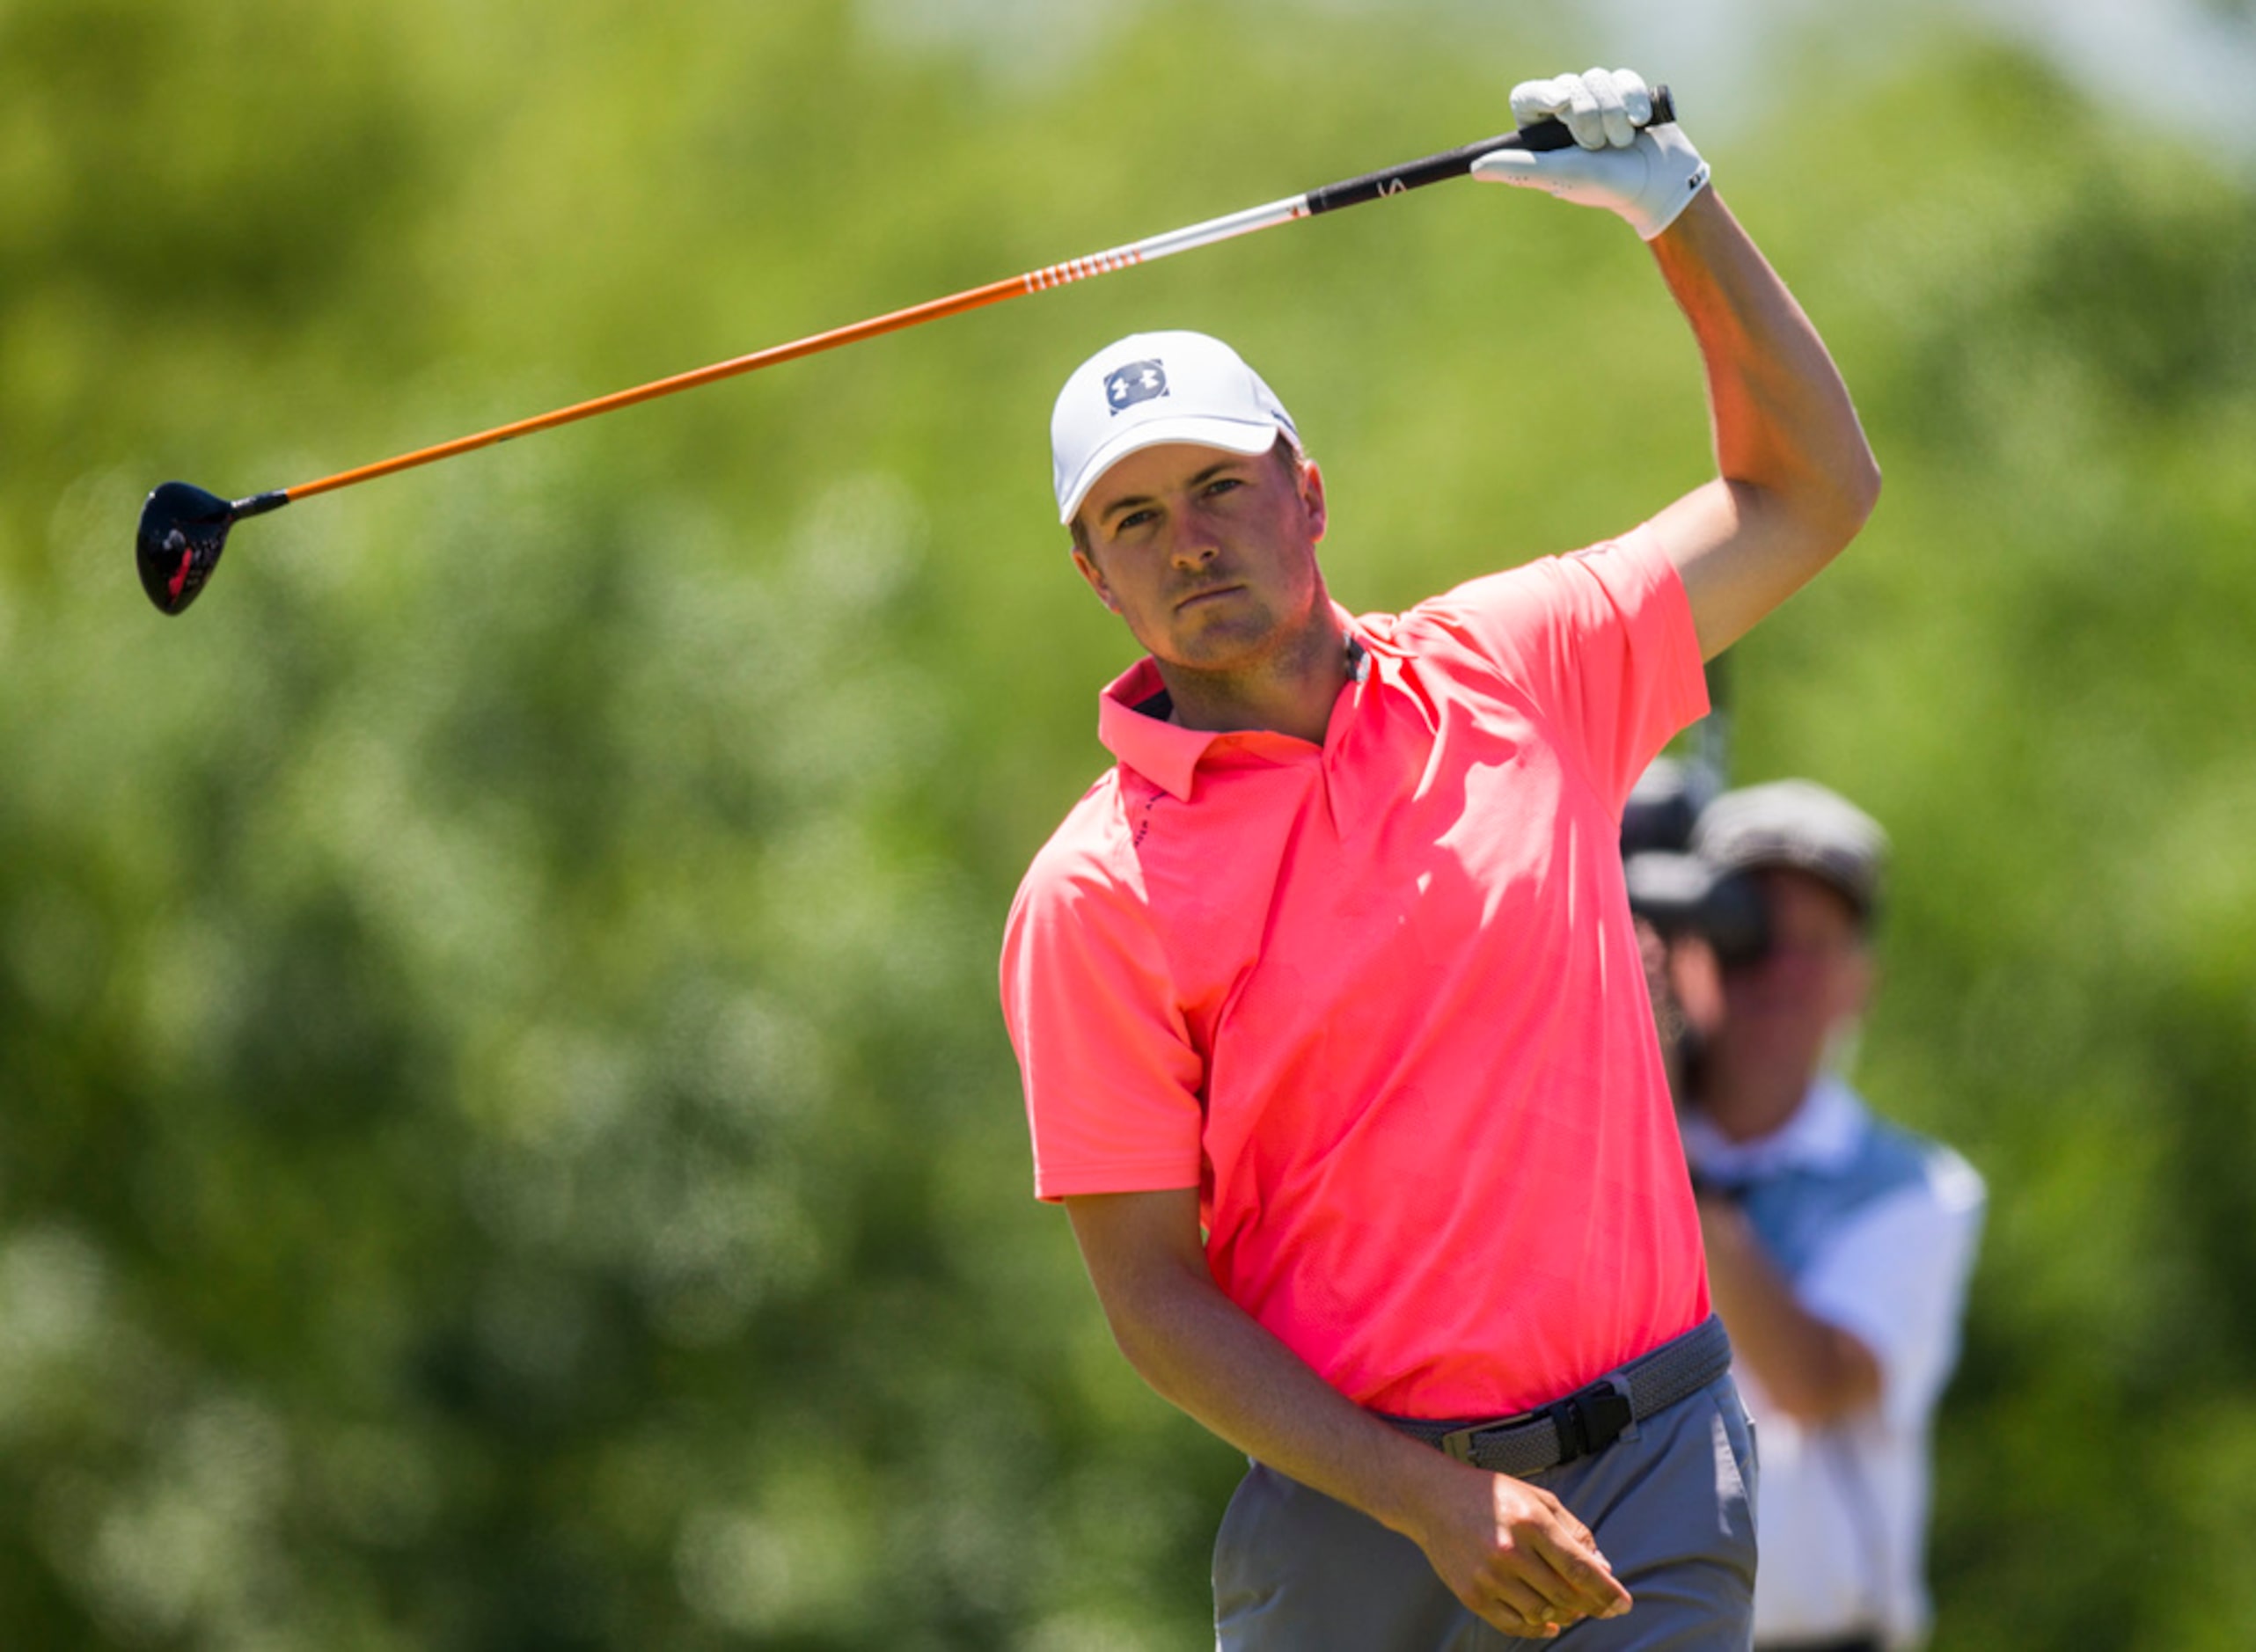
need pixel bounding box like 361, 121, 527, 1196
1470, 68, 1710, 241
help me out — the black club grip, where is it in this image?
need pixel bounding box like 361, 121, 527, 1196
1304, 83, 1676, 216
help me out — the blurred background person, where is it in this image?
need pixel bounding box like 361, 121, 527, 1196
1675, 780, 1985, 1652
1621, 753, 1748, 1104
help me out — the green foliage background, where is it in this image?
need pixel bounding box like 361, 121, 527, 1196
4, 3, 2252, 1646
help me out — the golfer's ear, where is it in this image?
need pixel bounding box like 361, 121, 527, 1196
1071, 545, 1120, 612
1298, 458, 1328, 544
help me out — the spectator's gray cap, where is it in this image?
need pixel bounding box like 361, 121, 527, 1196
1692, 779, 1889, 922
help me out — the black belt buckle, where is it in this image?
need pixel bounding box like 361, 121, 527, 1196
1545, 1378, 1634, 1466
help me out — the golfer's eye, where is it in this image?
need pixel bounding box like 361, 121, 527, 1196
1116, 507, 1158, 531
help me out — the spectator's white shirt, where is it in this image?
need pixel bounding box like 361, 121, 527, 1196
1684, 1078, 1985, 1648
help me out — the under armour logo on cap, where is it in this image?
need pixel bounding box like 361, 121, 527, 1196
1104, 360, 1168, 414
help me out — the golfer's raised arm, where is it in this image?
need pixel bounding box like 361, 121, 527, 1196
1642, 191, 1880, 658
1473, 69, 1880, 658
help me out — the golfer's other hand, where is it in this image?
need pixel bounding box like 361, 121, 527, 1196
1406, 1459, 1634, 1639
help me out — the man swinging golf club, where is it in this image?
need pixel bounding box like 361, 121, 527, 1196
1000, 68, 1882, 1648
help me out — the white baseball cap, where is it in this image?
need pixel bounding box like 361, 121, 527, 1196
1050, 330, 1302, 525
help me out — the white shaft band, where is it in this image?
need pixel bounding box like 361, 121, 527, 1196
1025, 194, 1310, 291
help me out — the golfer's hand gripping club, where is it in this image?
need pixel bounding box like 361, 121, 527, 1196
1470, 68, 1710, 240
136, 77, 1679, 616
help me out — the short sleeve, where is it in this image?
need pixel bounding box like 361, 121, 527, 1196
1000, 838, 1207, 1201
1798, 1153, 1987, 1431
1412, 523, 1708, 815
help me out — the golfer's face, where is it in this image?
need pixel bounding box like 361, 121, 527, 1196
1073, 442, 1326, 672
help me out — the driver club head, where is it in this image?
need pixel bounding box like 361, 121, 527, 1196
136, 483, 289, 615
136, 482, 238, 615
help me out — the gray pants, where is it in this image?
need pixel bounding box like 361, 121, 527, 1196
1213, 1373, 1758, 1650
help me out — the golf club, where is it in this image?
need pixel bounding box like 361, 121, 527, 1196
137, 87, 1675, 616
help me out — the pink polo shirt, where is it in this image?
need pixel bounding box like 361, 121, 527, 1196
1000, 525, 1711, 1419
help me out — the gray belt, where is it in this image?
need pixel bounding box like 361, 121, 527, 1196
1384, 1315, 1732, 1478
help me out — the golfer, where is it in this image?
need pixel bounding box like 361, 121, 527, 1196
1000, 69, 1879, 1648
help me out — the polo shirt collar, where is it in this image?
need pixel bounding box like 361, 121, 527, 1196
1095, 605, 1395, 802
1097, 658, 1215, 801
1681, 1075, 1869, 1183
